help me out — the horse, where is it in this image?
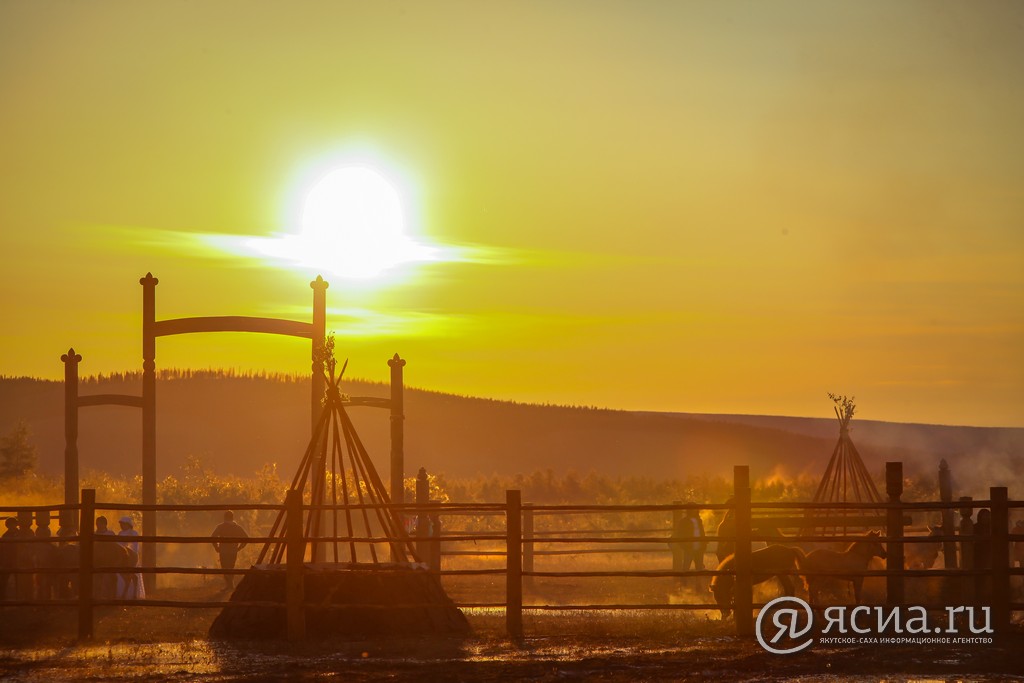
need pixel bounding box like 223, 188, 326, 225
709, 543, 804, 619
797, 529, 886, 604
52, 541, 137, 599
905, 525, 942, 570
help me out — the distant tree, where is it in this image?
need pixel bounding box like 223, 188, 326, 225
0, 419, 38, 478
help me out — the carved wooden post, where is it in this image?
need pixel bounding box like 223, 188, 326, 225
77, 489, 95, 640
309, 277, 329, 563
61, 349, 82, 532
310, 276, 327, 430
886, 462, 905, 607
506, 489, 523, 638
388, 354, 406, 506
140, 273, 158, 593
388, 354, 406, 563
990, 486, 1010, 635
416, 467, 429, 563
733, 466, 753, 636
522, 503, 534, 590
285, 489, 306, 640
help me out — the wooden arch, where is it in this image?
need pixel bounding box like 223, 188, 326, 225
62, 273, 409, 586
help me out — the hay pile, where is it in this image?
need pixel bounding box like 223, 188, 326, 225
209, 563, 470, 639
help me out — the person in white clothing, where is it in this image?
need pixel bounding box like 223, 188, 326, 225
116, 516, 145, 600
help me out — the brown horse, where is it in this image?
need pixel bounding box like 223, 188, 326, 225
798, 530, 886, 604
53, 542, 137, 599
905, 525, 942, 570
710, 543, 804, 618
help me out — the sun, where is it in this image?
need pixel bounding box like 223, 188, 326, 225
246, 165, 440, 280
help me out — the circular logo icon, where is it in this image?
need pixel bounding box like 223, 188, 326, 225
755, 596, 815, 654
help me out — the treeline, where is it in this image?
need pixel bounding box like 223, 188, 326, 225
2, 459, 940, 511
1, 370, 621, 413
433, 469, 819, 506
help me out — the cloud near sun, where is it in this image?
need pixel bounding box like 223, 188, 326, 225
89, 165, 499, 282
220, 166, 456, 280
91, 163, 633, 281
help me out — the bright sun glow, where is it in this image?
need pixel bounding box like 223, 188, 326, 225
246, 165, 440, 280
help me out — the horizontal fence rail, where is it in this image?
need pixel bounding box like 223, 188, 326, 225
0, 461, 1020, 641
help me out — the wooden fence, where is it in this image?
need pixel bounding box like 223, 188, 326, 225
1, 462, 1022, 641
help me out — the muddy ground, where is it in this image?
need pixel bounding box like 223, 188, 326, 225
1, 596, 1023, 681
2, 568, 1024, 682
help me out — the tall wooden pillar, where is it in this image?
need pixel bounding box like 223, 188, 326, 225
61, 348, 82, 532
309, 276, 328, 562
140, 272, 158, 592
388, 354, 406, 505
310, 276, 328, 430
388, 354, 406, 562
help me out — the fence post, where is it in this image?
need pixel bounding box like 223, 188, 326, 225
938, 460, 956, 568
416, 468, 429, 563
522, 503, 534, 590
938, 460, 958, 603
77, 488, 95, 641
671, 500, 684, 573
506, 489, 523, 639
958, 496, 975, 604
733, 466, 753, 637
990, 486, 1010, 636
285, 489, 305, 641
886, 462, 905, 608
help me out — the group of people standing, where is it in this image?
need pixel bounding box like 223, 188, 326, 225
0, 516, 62, 601
0, 514, 147, 602
0, 510, 250, 600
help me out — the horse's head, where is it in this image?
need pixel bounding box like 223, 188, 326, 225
862, 529, 887, 560
709, 577, 733, 620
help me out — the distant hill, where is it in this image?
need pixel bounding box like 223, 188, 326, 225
1, 373, 1021, 499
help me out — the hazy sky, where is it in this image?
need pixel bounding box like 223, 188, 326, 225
2, 1, 1022, 427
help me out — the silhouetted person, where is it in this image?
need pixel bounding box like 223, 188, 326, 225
211, 511, 248, 590
14, 518, 34, 600
1013, 519, 1024, 600
95, 516, 114, 537
716, 499, 735, 564
34, 525, 57, 600
680, 508, 707, 570
54, 526, 78, 599
0, 518, 20, 601
1013, 520, 1024, 568
94, 516, 117, 599
974, 508, 992, 605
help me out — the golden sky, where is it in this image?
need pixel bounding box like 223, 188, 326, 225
1, 1, 1022, 427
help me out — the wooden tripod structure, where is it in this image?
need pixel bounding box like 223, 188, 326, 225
805, 395, 883, 533
256, 353, 420, 566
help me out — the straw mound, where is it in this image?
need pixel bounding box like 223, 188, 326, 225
209, 562, 470, 639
